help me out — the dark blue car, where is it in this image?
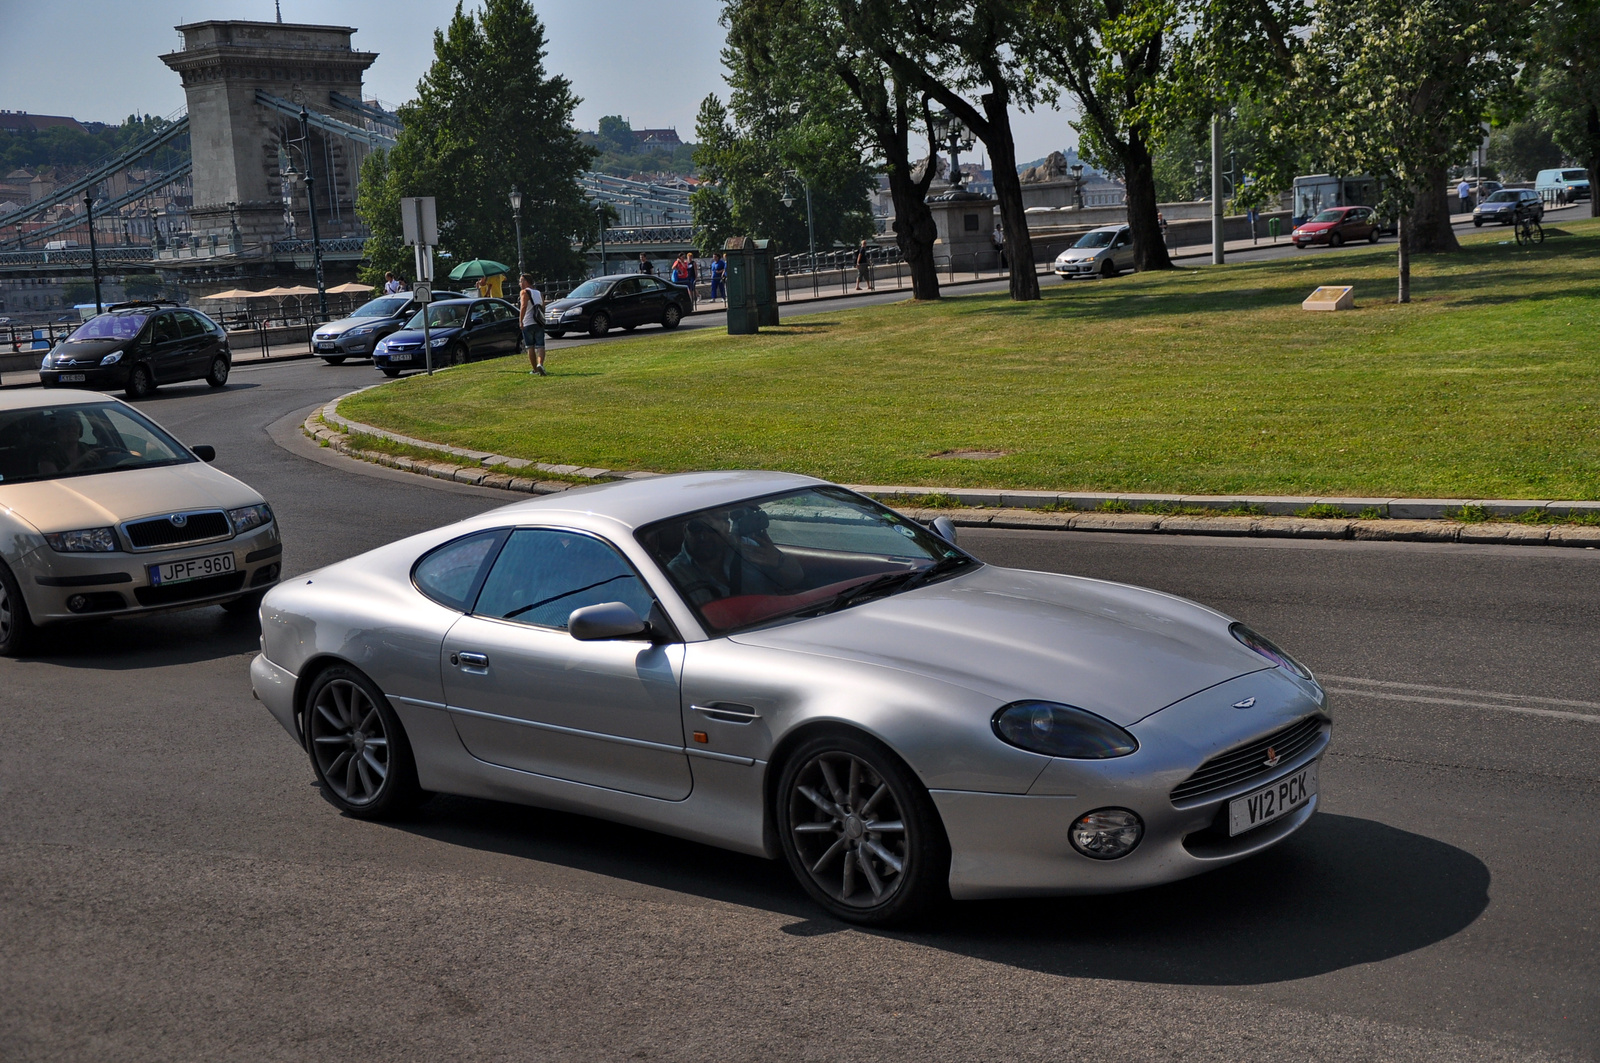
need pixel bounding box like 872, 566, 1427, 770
371, 297, 521, 377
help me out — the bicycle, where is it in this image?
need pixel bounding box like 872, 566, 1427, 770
1514, 208, 1544, 246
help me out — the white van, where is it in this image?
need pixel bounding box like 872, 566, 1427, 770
43, 240, 80, 251
1535, 168, 1591, 204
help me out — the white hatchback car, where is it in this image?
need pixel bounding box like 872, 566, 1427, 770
1054, 225, 1138, 279
0, 390, 282, 655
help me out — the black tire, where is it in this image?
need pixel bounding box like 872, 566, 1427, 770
1329, 233, 1344, 248
322, 356, 347, 366
448, 343, 469, 366
547, 330, 566, 339
206, 355, 230, 388
124, 364, 156, 399
380, 367, 401, 378
0, 560, 37, 658
775, 730, 950, 926
1099, 259, 1116, 278
588, 311, 611, 338
304, 664, 424, 819
661, 304, 682, 330
1368, 227, 1380, 243
1472, 218, 1483, 228
220, 589, 268, 616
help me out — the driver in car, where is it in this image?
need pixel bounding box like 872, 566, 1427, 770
35, 414, 93, 476
668, 508, 805, 607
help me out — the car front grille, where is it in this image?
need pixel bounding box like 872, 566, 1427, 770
1171, 715, 1325, 804
134, 571, 245, 607
124, 510, 232, 550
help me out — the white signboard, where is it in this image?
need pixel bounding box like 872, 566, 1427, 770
413, 283, 432, 304
400, 196, 438, 247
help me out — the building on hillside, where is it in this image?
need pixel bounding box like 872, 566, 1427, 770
0, 110, 89, 135
634, 128, 682, 148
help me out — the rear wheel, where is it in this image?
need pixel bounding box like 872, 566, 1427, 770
776, 730, 950, 926
305, 665, 424, 819
206, 355, 230, 388
0, 561, 36, 657
124, 364, 156, 399
588, 312, 611, 338
1368, 227, 1380, 243
661, 304, 682, 330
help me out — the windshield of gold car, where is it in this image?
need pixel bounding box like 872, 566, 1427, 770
637, 486, 975, 635
0, 402, 195, 484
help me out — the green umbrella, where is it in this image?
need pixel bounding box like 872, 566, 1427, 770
447, 258, 512, 281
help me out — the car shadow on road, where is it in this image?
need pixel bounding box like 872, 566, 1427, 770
24, 607, 262, 669
386, 802, 1488, 985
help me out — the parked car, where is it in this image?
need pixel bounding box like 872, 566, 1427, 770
1473, 188, 1544, 227
372, 298, 521, 377
1053, 225, 1137, 278
312, 291, 466, 365
38, 301, 232, 398
544, 274, 691, 338
1290, 206, 1380, 248
1535, 168, 1591, 204
251, 470, 1330, 926
0, 390, 282, 655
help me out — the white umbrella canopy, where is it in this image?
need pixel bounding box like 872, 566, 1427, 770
201, 288, 257, 300
326, 281, 376, 294
274, 285, 320, 297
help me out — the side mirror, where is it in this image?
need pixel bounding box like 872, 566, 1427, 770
930, 515, 958, 544
569, 601, 650, 641
191, 444, 216, 462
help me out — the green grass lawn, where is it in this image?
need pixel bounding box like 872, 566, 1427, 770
341, 217, 1600, 499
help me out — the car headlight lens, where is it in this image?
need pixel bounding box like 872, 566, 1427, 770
992, 701, 1138, 758
100, 351, 123, 366
1231, 622, 1313, 680
350, 325, 374, 336
44, 527, 118, 552
429, 335, 450, 347
374, 339, 389, 351
1070, 808, 1143, 859
228, 503, 273, 533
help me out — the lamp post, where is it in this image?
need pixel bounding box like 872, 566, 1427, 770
595, 203, 608, 276
779, 172, 816, 291
83, 192, 103, 314
509, 186, 525, 277
928, 110, 976, 190
1070, 162, 1085, 209
281, 107, 328, 321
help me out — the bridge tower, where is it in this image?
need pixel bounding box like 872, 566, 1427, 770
160, 21, 377, 249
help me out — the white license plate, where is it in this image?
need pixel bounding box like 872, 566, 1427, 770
149, 551, 235, 586
1228, 760, 1318, 836
59, 373, 86, 382
316, 342, 338, 351
389, 352, 413, 362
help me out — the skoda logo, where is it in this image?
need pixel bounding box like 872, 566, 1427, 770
1233, 697, 1256, 709
168, 513, 188, 528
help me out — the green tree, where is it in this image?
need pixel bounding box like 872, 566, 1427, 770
596, 115, 637, 154
1487, 116, 1563, 181
1531, 0, 1600, 217
355, 0, 598, 285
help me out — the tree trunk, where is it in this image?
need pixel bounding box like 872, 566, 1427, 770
982, 96, 1040, 301
1123, 131, 1173, 271
1586, 102, 1600, 219
1397, 211, 1411, 304
1590, 158, 1600, 219
887, 167, 941, 299
1408, 163, 1460, 253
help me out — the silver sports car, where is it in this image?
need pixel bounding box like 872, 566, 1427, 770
252, 471, 1329, 924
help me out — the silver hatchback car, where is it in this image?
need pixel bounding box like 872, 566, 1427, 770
1054, 224, 1138, 278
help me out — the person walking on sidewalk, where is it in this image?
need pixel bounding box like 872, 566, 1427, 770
670, 253, 690, 290
519, 273, 546, 376
854, 241, 874, 290
1457, 178, 1472, 215
638, 253, 655, 275
383, 271, 402, 294
709, 252, 727, 301
686, 251, 700, 308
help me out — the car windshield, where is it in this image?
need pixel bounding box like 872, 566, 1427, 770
66, 312, 149, 342
351, 296, 408, 318
0, 401, 195, 486
405, 303, 470, 329
1562, 169, 1587, 181
1486, 190, 1518, 202
564, 279, 613, 300
1311, 210, 1347, 223
1072, 230, 1117, 249
637, 486, 977, 636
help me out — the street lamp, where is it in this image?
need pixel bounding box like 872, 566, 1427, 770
1194, 158, 1206, 202
595, 202, 608, 276
280, 106, 328, 321
83, 192, 103, 314
780, 170, 817, 291
509, 186, 524, 277
1070, 162, 1085, 209
928, 110, 977, 190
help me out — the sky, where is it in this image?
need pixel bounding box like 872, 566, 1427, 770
0, 0, 1078, 165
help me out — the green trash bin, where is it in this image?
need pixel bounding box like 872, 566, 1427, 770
1268, 217, 1282, 240
725, 237, 779, 334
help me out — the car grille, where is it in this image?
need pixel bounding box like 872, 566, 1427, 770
124, 510, 232, 550
135, 571, 245, 607
1170, 715, 1325, 804
387, 341, 421, 351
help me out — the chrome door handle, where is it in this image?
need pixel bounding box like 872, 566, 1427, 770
453, 651, 489, 668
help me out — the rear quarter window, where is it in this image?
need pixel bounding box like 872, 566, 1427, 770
413, 530, 506, 611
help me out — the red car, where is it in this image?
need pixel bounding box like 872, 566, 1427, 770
1291, 206, 1381, 248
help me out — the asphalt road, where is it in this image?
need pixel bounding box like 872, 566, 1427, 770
1, 353, 1596, 1063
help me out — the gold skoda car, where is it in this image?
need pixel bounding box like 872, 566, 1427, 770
0, 391, 282, 655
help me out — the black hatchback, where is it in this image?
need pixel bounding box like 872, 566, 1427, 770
39, 302, 232, 398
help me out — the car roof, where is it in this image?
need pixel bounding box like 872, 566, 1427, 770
1087, 224, 1130, 232
456, 470, 830, 532
0, 389, 133, 413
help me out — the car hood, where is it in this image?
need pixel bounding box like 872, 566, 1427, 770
316, 317, 389, 336
1295, 222, 1334, 232
729, 565, 1271, 726
47, 338, 123, 360
383, 326, 460, 344
0, 461, 265, 533
547, 297, 595, 312
1059, 247, 1109, 260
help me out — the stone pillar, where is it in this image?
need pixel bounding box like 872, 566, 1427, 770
925, 188, 1000, 271
161, 20, 377, 249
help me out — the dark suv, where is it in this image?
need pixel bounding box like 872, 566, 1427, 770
39, 302, 232, 398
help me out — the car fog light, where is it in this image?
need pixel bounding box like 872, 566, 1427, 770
1070, 808, 1143, 859
67, 594, 88, 612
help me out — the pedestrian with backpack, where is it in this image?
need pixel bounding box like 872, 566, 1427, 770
519, 273, 546, 376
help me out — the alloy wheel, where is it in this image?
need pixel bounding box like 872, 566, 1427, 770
309, 678, 391, 806
787, 750, 910, 909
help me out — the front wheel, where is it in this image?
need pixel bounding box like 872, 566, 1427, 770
547, 330, 566, 339
776, 730, 950, 926
1099, 259, 1117, 278
1329, 233, 1344, 248
1472, 218, 1483, 228
124, 364, 156, 399
588, 312, 611, 338
0, 561, 37, 657
661, 304, 682, 330
304, 665, 424, 819
447, 343, 468, 366
206, 355, 230, 388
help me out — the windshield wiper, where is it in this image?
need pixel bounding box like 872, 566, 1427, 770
799, 555, 974, 618
899, 552, 975, 590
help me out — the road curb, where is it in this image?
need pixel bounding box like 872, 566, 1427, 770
312, 394, 1600, 549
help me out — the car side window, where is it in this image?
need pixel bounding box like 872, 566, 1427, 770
639, 277, 664, 291
414, 530, 505, 611
473, 528, 655, 631
176, 312, 206, 338
469, 302, 492, 326
612, 278, 640, 297
492, 301, 517, 323
152, 314, 180, 344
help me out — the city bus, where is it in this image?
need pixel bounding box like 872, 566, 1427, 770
1292, 174, 1382, 227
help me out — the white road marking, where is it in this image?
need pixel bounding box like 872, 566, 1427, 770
1321, 675, 1600, 724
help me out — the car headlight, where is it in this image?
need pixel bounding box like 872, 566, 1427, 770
1070, 808, 1143, 859
429, 335, 450, 347
374, 339, 389, 352
228, 503, 273, 533
1231, 622, 1313, 680
350, 325, 375, 336
991, 701, 1138, 758
100, 351, 123, 366
43, 527, 118, 552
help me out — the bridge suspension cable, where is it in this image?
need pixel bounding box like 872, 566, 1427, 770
0, 116, 191, 233
3, 162, 194, 251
